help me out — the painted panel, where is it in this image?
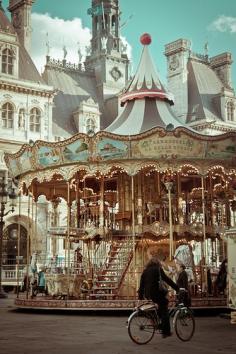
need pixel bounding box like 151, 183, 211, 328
62, 140, 89, 162
8, 158, 21, 177
132, 135, 206, 158
37, 146, 61, 167
97, 138, 128, 160
206, 138, 236, 158
18, 149, 33, 173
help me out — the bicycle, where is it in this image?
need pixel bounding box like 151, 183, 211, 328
127, 299, 195, 345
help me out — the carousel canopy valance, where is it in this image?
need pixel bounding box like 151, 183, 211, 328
4, 127, 236, 184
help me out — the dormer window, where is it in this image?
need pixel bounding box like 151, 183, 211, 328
2, 48, 14, 75
227, 101, 234, 121
30, 107, 41, 132
2, 102, 14, 128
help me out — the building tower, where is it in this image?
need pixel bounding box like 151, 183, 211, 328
164, 39, 191, 123
85, 0, 129, 98
8, 0, 34, 53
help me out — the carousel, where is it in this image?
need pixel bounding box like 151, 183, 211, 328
4, 34, 236, 310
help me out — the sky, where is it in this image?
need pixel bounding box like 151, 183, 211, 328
2, 0, 236, 87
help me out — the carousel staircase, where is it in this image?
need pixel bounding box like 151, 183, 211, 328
89, 234, 136, 299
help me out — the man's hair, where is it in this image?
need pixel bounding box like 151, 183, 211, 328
146, 255, 161, 268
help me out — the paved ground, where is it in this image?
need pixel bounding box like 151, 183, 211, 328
0, 295, 236, 354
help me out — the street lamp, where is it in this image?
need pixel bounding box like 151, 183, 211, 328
163, 177, 174, 260
0, 174, 17, 298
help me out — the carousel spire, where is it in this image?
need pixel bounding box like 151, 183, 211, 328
106, 33, 185, 135
121, 33, 174, 106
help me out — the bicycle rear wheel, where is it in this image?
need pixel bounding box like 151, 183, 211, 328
128, 310, 155, 345
173, 307, 195, 341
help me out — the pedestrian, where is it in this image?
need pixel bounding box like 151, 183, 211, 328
38, 267, 47, 294
216, 258, 227, 295
176, 263, 191, 306
138, 249, 179, 338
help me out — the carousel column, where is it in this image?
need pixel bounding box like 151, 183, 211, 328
31, 187, 36, 256
124, 175, 130, 231
137, 172, 143, 229
16, 191, 21, 298
52, 198, 61, 257
99, 175, 104, 228
201, 174, 208, 295
131, 175, 136, 266
26, 192, 31, 299
157, 172, 163, 222
164, 180, 174, 260
76, 175, 81, 228
66, 182, 71, 299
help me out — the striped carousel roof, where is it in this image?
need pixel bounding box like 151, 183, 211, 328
106, 33, 185, 135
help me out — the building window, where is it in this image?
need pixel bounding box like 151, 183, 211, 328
227, 101, 234, 121
18, 108, 26, 130
29, 107, 41, 132
2, 48, 14, 75
1, 102, 14, 128
86, 117, 95, 133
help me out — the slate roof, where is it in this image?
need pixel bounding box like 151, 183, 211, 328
42, 66, 100, 136
187, 58, 224, 123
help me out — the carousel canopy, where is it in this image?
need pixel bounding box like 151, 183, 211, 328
106, 33, 186, 135
4, 127, 236, 185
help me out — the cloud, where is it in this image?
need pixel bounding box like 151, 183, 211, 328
31, 13, 91, 73
209, 15, 236, 33
31, 13, 132, 73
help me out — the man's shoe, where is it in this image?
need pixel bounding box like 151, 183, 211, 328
162, 333, 172, 339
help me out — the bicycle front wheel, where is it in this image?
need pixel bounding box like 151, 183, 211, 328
128, 310, 155, 345
173, 307, 195, 341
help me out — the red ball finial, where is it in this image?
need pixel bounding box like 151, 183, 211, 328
140, 33, 152, 45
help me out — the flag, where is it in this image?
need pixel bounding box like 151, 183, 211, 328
87, 4, 103, 16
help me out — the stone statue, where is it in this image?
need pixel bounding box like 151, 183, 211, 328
63, 45, 68, 59
18, 110, 25, 130
121, 41, 127, 54
85, 45, 91, 56
46, 32, 51, 56
101, 36, 108, 51
77, 44, 82, 63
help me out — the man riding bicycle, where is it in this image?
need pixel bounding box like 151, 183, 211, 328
138, 250, 179, 338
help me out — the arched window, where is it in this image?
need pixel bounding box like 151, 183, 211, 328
86, 117, 95, 133
29, 107, 41, 132
227, 101, 234, 121
2, 102, 14, 128
18, 108, 26, 130
2, 48, 14, 75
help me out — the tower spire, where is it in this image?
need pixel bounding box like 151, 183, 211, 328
85, 0, 129, 96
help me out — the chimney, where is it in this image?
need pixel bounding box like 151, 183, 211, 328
210, 52, 233, 89
8, 0, 35, 53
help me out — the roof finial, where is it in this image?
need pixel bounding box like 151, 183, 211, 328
140, 33, 152, 45
204, 41, 209, 57
46, 32, 51, 56
63, 45, 67, 60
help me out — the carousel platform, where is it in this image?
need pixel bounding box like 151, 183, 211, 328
14, 295, 227, 312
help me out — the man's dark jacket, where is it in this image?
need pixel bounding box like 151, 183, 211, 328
138, 262, 178, 303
